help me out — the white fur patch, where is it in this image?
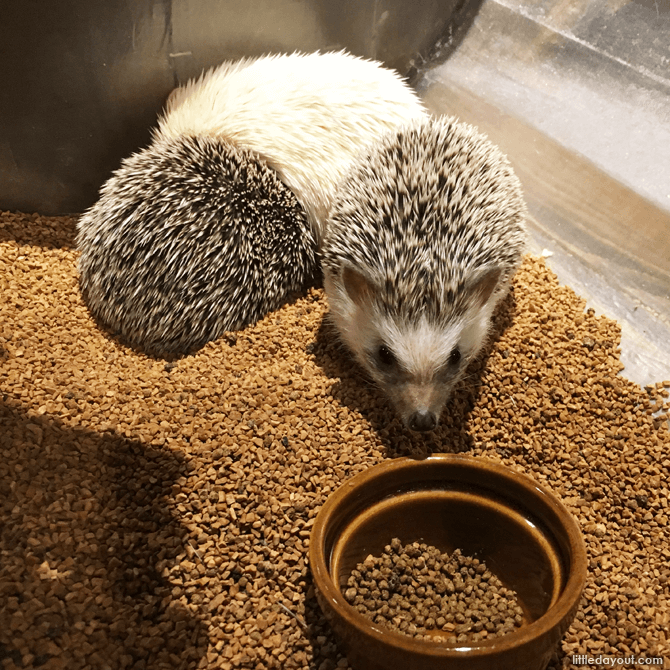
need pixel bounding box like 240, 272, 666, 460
155, 51, 427, 244
379, 315, 463, 380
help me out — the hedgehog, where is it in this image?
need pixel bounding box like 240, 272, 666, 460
77, 50, 427, 355
321, 115, 527, 432
77, 134, 317, 355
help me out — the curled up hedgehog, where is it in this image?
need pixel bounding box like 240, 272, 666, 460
77, 51, 426, 356
321, 115, 527, 432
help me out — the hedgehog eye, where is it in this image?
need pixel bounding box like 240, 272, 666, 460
448, 347, 461, 366
376, 344, 397, 368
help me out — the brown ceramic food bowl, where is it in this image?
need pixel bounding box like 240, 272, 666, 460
309, 454, 587, 670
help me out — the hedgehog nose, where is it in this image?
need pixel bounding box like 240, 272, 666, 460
408, 410, 437, 432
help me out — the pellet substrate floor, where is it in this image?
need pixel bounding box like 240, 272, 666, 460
1, 210, 669, 670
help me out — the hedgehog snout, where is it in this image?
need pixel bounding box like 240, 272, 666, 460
408, 409, 438, 432
385, 378, 453, 433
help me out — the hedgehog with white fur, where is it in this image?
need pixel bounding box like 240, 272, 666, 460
77, 50, 426, 355
322, 115, 527, 432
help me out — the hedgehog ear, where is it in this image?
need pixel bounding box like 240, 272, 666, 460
341, 264, 378, 308
466, 266, 502, 308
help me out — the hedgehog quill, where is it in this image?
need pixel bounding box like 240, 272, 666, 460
322, 116, 527, 432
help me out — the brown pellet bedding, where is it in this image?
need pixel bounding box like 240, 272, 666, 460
0, 209, 669, 670
344, 540, 523, 643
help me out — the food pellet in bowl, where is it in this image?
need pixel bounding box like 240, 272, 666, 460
344, 539, 524, 644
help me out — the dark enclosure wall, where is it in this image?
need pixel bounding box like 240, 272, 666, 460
0, 0, 463, 215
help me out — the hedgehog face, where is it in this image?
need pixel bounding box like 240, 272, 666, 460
325, 264, 502, 432
362, 313, 480, 432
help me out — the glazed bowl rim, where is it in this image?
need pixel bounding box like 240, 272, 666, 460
309, 453, 587, 659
